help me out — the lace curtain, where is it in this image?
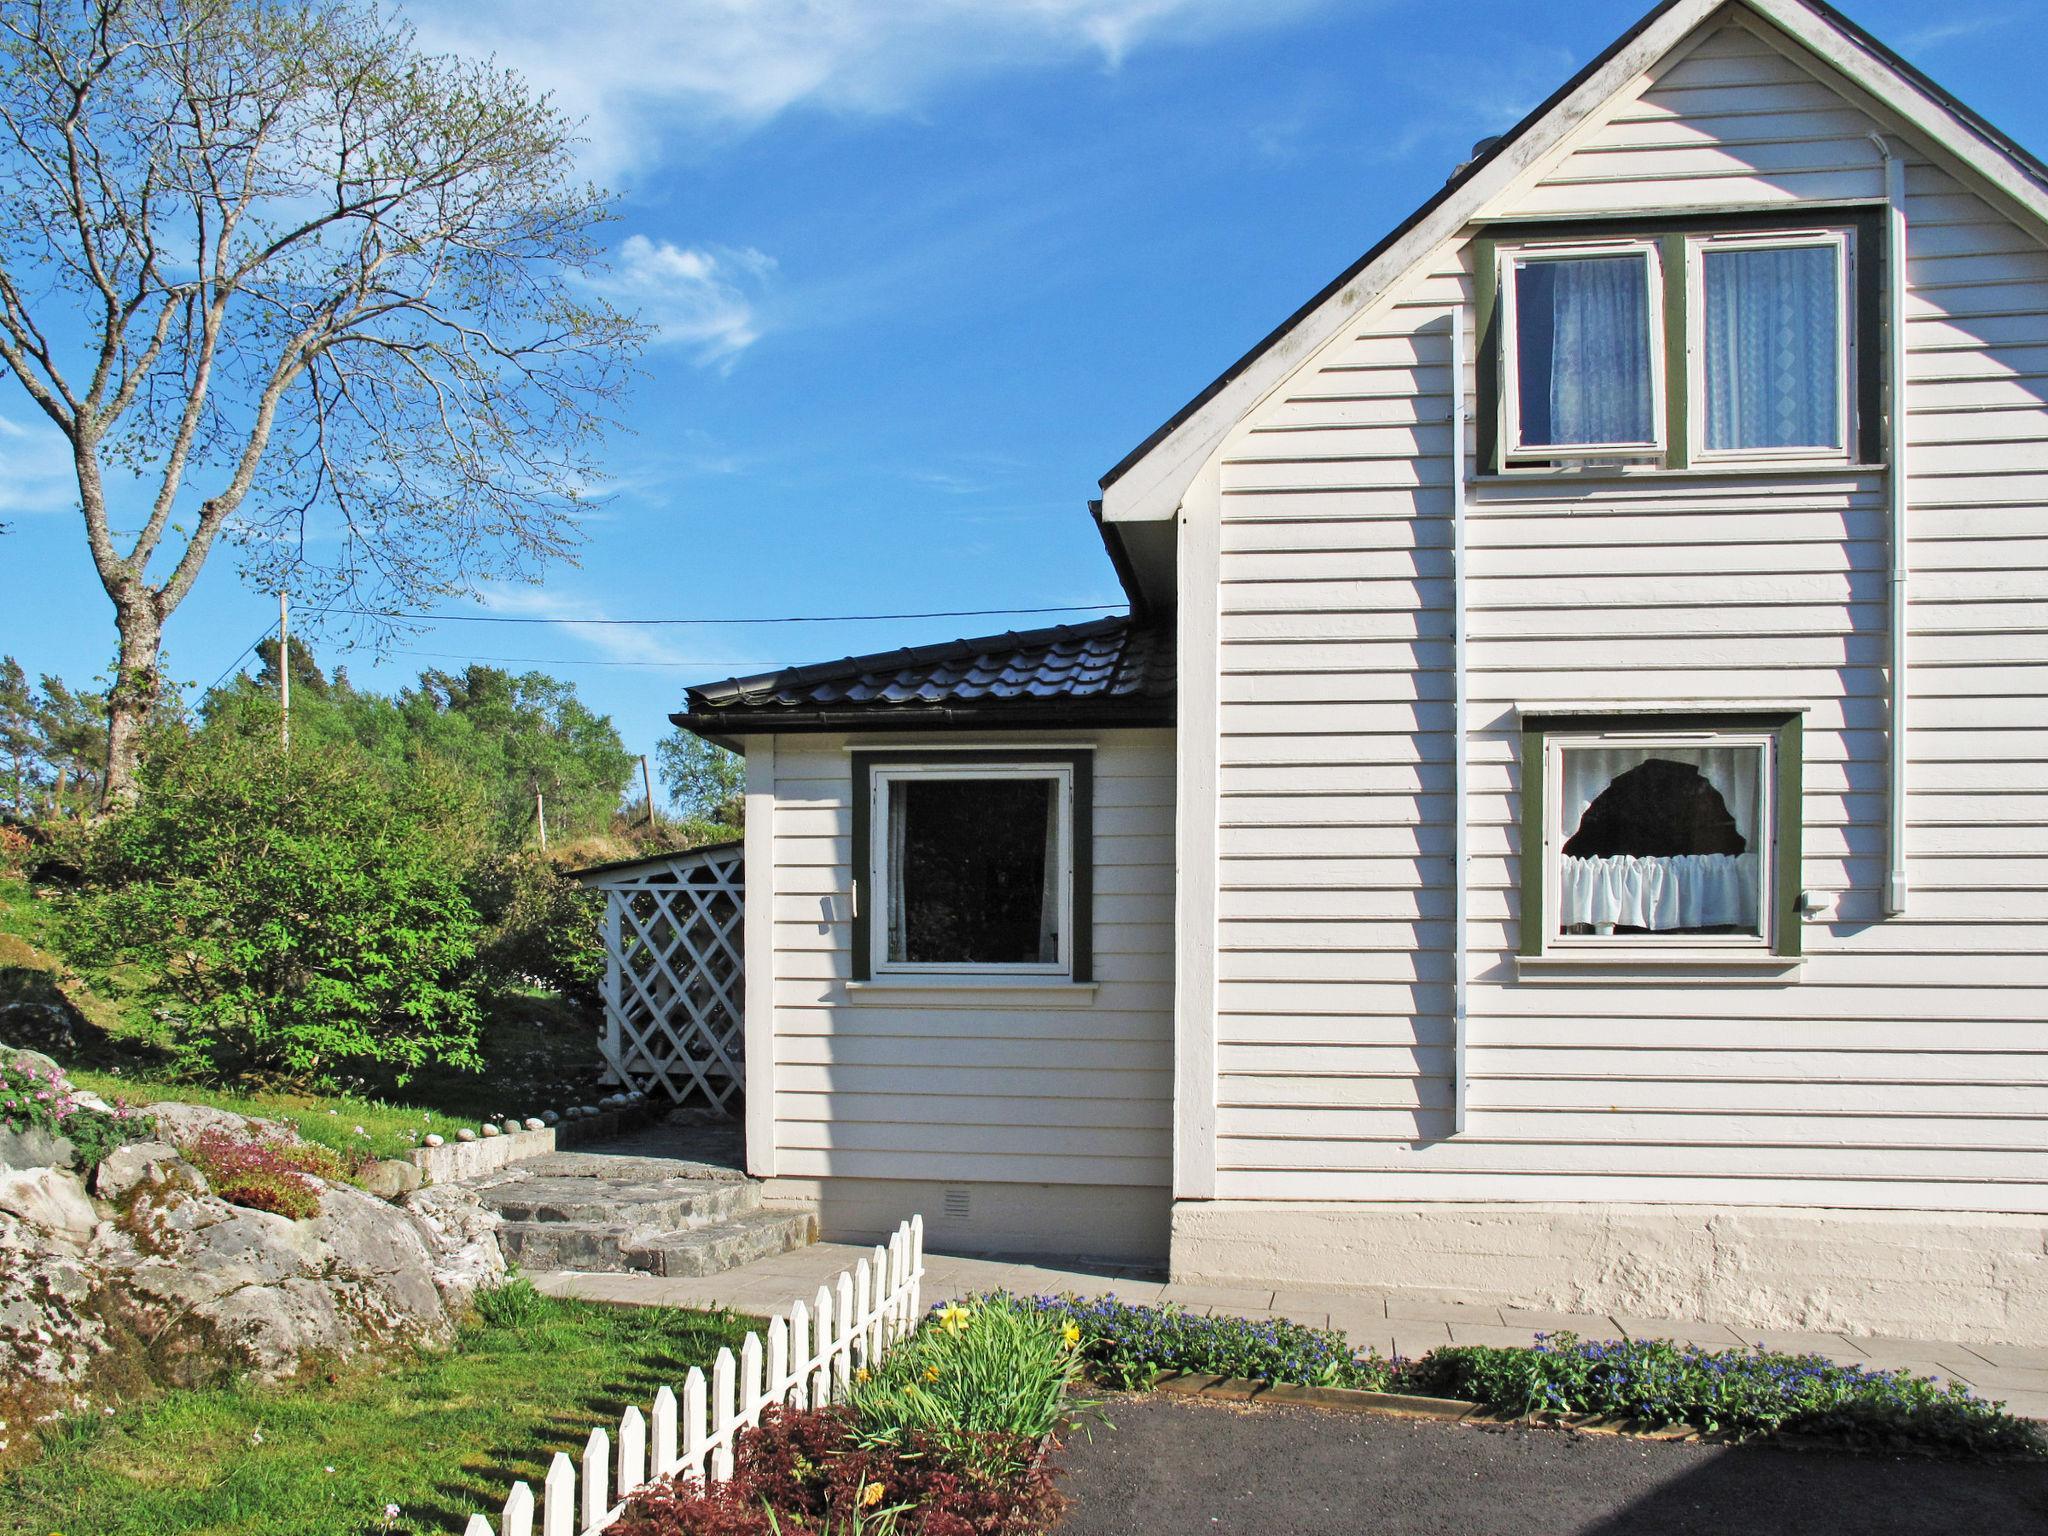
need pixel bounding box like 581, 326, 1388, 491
1703, 243, 1841, 451
1516, 253, 1655, 446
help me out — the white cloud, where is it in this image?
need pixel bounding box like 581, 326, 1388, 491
478, 583, 701, 668
0, 415, 77, 517
405, 0, 1333, 179
593, 236, 778, 367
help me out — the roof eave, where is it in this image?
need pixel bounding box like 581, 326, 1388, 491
668, 698, 1176, 738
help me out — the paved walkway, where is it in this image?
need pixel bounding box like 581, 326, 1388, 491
529, 1241, 2048, 1420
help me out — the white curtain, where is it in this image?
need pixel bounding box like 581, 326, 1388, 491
1037, 785, 1061, 964
1559, 746, 1763, 935
1519, 255, 1654, 446
886, 781, 909, 962
1561, 852, 1760, 933
1703, 244, 1840, 450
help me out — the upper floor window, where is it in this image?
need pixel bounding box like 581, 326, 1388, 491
1479, 211, 1878, 473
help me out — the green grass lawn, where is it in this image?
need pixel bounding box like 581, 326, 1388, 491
0, 1287, 758, 1536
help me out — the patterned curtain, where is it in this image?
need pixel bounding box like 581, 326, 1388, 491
1703, 244, 1840, 450
1516, 254, 1654, 446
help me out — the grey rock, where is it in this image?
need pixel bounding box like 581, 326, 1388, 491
523, 1117, 545, 1131
0, 1125, 75, 1171
456, 1127, 477, 1143
91, 1140, 181, 1200
479, 1123, 499, 1138
357, 1159, 424, 1201
423, 1133, 444, 1148
0, 1041, 65, 1080
0, 1166, 97, 1242
401, 1183, 506, 1308
147, 1100, 295, 1147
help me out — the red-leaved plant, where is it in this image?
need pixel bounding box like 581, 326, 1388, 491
181, 1129, 349, 1219
612, 1406, 1063, 1536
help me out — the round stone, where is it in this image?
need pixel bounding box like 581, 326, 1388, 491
479, 1123, 500, 1138
501, 1119, 522, 1135
455, 1128, 476, 1143
523, 1117, 545, 1131
423, 1134, 444, 1148
541, 1110, 560, 1126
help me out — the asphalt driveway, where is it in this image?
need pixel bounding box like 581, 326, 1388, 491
1051, 1395, 2048, 1536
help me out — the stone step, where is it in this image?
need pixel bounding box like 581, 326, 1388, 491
621, 1208, 819, 1279
482, 1174, 757, 1229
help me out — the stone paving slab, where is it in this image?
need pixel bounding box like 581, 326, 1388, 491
530, 1241, 2048, 1419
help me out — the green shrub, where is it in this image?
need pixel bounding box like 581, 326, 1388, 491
67, 709, 486, 1084
845, 1296, 1080, 1480
469, 851, 604, 1001
1412, 1333, 2046, 1456
1015, 1293, 1393, 1392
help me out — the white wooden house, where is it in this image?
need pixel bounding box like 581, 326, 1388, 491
670, 0, 2048, 1343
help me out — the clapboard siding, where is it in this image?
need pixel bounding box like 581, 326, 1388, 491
1203, 13, 2048, 1209
768, 730, 1175, 1186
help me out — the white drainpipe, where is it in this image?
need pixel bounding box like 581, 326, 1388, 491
1872, 134, 1911, 916
1450, 307, 1470, 1134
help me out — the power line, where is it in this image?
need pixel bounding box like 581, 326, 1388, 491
306, 602, 1125, 628
382, 650, 788, 670
201, 621, 280, 695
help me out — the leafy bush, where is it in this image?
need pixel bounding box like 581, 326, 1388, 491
180, 1128, 350, 1220
68, 709, 487, 1083
846, 1297, 1081, 1481
1015, 1293, 1392, 1392
0, 1051, 154, 1169
614, 1405, 1064, 1536
1411, 1332, 2046, 1457
468, 850, 604, 1001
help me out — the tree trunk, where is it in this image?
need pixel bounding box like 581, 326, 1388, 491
102, 594, 164, 808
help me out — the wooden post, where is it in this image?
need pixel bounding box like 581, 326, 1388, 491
641, 754, 657, 829
278, 590, 290, 751
581, 1426, 609, 1530
541, 1452, 574, 1536
535, 789, 547, 850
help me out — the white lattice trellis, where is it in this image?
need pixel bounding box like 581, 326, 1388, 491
573, 843, 744, 1112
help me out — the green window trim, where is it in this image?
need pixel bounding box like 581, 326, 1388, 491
1474, 206, 1887, 473
848, 749, 1094, 983
1517, 711, 1804, 960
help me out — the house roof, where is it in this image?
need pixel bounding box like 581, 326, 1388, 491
669, 616, 1175, 741
1096, 0, 2048, 522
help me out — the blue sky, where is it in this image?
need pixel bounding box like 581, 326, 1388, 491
1, 0, 2040, 779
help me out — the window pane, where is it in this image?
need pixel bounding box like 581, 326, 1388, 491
1703, 244, 1842, 450
1557, 745, 1764, 937
886, 777, 1059, 964
1514, 254, 1655, 447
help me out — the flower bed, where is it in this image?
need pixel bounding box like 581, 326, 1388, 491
1, 1050, 155, 1170
616, 1297, 1077, 1535
1003, 1294, 2043, 1460
181, 1127, 355, 1219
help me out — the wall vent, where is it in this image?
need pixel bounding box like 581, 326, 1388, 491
942, 1186, 972, 1221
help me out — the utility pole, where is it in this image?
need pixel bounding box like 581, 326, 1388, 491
640, 754, 657, 830
277, 590, 290, 751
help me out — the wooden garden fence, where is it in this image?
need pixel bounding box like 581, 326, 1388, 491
459, 1215, 926, 1536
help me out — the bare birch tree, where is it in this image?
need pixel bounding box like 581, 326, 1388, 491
0, 0, 646, 802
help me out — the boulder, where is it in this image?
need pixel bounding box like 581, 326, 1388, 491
0, 1166, 98, 1243
0, 1124, 74, 1172
147, 1100, 295, 1147
357, 1158, 424, 1201
401, 1182, 507, 1309
90, 1139, 182, 1200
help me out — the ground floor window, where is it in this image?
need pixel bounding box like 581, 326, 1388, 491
851, 751, 1093, 981
1520, 712, 1802, 959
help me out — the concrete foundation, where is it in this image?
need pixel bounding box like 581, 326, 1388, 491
1170, 1201, 2048, 1346
764, 1177, 1170, 1266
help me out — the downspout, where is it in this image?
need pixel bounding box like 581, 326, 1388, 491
1450, 308, 1470, 1134
1872, 134, 1911, 915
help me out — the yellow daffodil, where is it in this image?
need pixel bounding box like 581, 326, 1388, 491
937, 1302, 972, 1335
923, 1365, 940, 1382
863, 1482, 885, 1507
855, 1366, 870, 1383
1062, 1321, 1081, 1349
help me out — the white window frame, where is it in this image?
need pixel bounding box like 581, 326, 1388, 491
1687, 228, 1855, 465
1500, 238, 1667, 462
1542, 726, 1776, 955
867, 762, 1074, 980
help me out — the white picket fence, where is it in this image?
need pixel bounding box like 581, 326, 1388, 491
460, 1215, 926, 1536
